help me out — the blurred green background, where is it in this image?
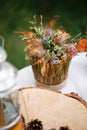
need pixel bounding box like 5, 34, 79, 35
0, 0, 87, 69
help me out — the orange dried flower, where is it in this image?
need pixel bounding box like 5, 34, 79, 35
77, 39, 87, 52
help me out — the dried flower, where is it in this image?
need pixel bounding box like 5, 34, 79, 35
16, 15, 78, 65
77, 39, 87, 52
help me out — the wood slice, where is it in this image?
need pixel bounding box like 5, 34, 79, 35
19, 87, 87, 130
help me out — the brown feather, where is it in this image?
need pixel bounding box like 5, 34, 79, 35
15, 31, 34, 39
48, 15, 60, 28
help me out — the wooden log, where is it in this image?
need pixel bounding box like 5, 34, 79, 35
19, 87, 87, 130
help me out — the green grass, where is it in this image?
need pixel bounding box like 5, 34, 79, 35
0, 0, 86, 69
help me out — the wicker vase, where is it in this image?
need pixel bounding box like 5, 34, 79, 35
31, 54, 71, 90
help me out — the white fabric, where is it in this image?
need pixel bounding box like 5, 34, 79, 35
16, 52, 87, 102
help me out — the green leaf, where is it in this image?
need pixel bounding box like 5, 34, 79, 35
58, 46, 63, 51
29, 20, 35, 25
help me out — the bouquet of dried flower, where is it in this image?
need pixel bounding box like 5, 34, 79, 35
16, 15, 78, 89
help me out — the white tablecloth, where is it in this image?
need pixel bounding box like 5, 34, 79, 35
16, 52, 87, 102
